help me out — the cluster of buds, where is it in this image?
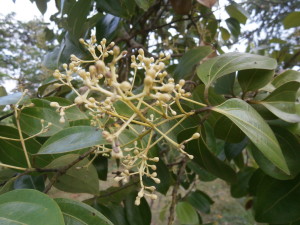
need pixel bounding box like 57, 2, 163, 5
50, 36, 201, 205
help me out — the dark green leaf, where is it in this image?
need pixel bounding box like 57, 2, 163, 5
96, 14, 120, 42
283, 12, 300, 29
0, 189, 64, 225
254, 174, 300, 223
38, 126, 105, 154
14, 175, 45, 191
224, 137, 248, 160
174, 46, 213, 81
93, 204, 129, 225
93, 155, 108, 181
187, 161, 216, 182
124, 192, 151, 225
176, 201, 199, 224
214, 72, 235, 95
225, 2, 249, 24
0, 125, 41, 167
213, 98, 289, 175
230, 167, 256, 198
135, 0, 154, 11
185, 190, 214, 214
45, 154, 99, 194
225, 17, 240, 38
197, 53, 277, 88
35, 0, 48, 15
220, 27, 230, 41
238, 69, 274, 92
55, 198, 113, 225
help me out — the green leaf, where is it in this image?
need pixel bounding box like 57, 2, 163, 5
230, 167, 256, 198
197, 52, 277, 88
185, 190, 214, 214
185, 131, 237, 183
55, 198, 113, 225
93, 155, 108, 181
187, 161, 216, 182
214, 72, 235, 95
45, 154, 99, 194
225, 2, 249, 24
124, 192, 151, 225
67, 0, 92, 39
96, 14, 120, 42
238, 69, 274, 92
272, 70, 300, 88
38, 126, 105, 154
176, 201, 199, 224
283, 12, 300, 29
213, 98, 289, 174
14, 175, 45, 191
19, 98, 69, 137
224, 138, 248, 160
249, 127, 300, 180
96, 0, 136, 18
220, 27, 230, 41
258, 82, 300, 123
254, 175, 300, 223
0, 125, 41, 167
0, 86, 7, 111
174, 46, 213, 81
35, 0, 48, 15
225, 17, 240, 38
0, 189, 64, 225
134, 0, 154, 11
0, 92, 29, 106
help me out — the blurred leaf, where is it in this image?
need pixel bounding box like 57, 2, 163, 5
35, 0, 48, 15
238, 69, 274, 92
55, 198, 113, 225
0, 125, 41, 167
0, 92, 29, 106
226, 2, 249, 24
230, 167, 256, 198
14, 175, 45, 191
283, 12, 300, 29
197, 52, 277, 88
174, 46, 213, 81
225, 17, 240, 38
96, 0, 136, 18
45, 154, 99, 194
96, 14, 120, 42
258, 81, 300, 123
220, 27, 230, 41
0, 189, 64, 225
254, 174, 300, 224
135, 0, 154, 11
197, 0, 217, 8
124, 192, 151, 225
213, 98, 289, 175
38, 126, 105, 154
272, 70, 300, 88
0, 86, 7, 111
176, 201, 199, 224
185, 190, 214, 214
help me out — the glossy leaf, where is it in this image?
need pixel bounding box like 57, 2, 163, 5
0, 125, 41, 167
45, 154, 99, 194
225, 2, 249, 24
55, 198, 113, 225
0, 189, 64, 225
258, 81, 300, 123
185, 190, 214, 214
19, 98, 69, 137
38, 126, 105, 154
14, 175, 45, 191
272, 70, 300, 88
197, 52, 277, 88
283, 12, 300, 29
254, 175, 300, 223
124, 192, 151, 225
96, 14, 120, 42
238, 69, 274, 92
176, 201, 199, 224
213, 98, 289, 174
174, 46, 213, 81
249, 127, 300, 180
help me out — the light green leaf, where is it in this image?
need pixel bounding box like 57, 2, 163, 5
0, 92, 29, 106
212, 98, 289, 174
272, 70, 300, 88
226, 2, 249, 24
258, 82, 300, 123
238, 69, 274, 92
174, 46, 213, 81
283, 12, 300, 29
0, 189, 64, 225
0, 86, 7, 111
176, 201, 199, 224
45, 154, 99, 194
55, 198, 113, 225
197, 52, 277, 88
38, 126, 106, 154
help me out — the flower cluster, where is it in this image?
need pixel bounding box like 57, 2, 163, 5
50, 36, 201, 205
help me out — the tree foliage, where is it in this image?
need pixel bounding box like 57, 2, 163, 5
0, 0, 299, 224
